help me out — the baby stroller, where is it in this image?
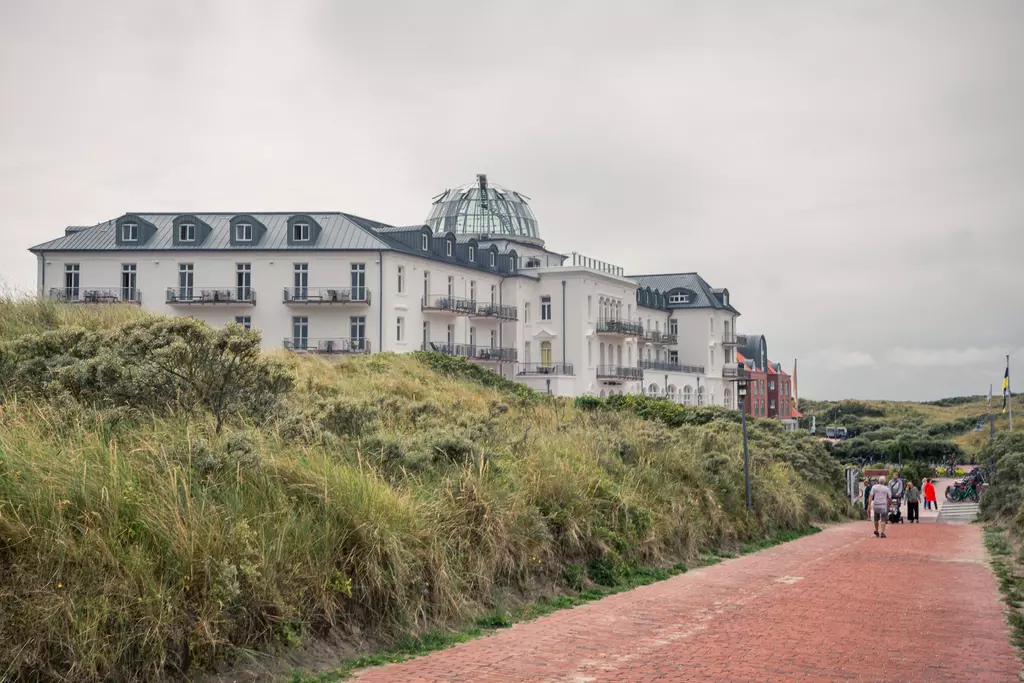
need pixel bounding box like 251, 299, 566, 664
887, 497, 903, 524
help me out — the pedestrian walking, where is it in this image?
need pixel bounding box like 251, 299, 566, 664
923, 478, 937, 511
870, 477, 892, 538
864, 478, 874, 519
905, 482, 921, 523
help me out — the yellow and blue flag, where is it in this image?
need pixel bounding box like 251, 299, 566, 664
1004, 366, 1011, 412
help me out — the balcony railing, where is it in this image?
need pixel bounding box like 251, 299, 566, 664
596, 318, 643, 336
723, 364, 753, 380
641, 331, 678, 345
472, 302, 518, 321
517, 363, 575, 376
596, 365, 644, 381
420, 342, 516, 363
721, 331, 738, 346
422, 295, 477, 314
166, 287, 256, 305
48, 287, 141, 304
283, 338, 370, 354
283, 287, 370, 305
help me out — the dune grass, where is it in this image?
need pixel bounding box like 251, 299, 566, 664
0, 300, 850, 682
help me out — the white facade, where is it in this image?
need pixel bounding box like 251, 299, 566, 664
31, 179, 743, 406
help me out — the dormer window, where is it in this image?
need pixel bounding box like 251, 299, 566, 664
669, 293, 690, 304
293, 223, 310, 242
723, 293, 729, 305
421, 233, 429, 251
489, 252, 495, 267
179, 223, 195, 242
235, 223, 252, 242
121, 223, 138, 242
446, 240, 453, 257
468, 246, 475, 261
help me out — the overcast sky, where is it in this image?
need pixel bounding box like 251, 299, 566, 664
1, 0, 1021, 401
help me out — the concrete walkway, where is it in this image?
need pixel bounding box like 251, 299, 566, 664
354, 522, 1018, 682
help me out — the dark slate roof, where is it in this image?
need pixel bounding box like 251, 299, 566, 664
30, 213, 393, 252
628, 272, 740, 314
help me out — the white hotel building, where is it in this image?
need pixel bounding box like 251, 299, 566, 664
30, 175, 743, 406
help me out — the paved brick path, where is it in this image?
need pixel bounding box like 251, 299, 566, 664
355, 522, 1019, 682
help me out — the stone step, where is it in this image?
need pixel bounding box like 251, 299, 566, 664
937, 502, 980, 524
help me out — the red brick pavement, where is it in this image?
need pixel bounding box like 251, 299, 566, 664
354, 522, 1019, 682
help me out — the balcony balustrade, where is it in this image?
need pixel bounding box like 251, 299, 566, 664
420, 342, 516, 363
283, 287, 370, 305
166, 287, 256, 306
283, 337, 370, 354
596, 317, 643, 337
721, 331, 738, 347
517, 363, 575, 376
596, 365, 644, 381
422, 295, 477, 315
722, 364, 753, 380
642, 330, 678, 345
49, 287, 141, 304
472, 302, 518, 321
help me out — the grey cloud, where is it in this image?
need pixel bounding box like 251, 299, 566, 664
1, 0, 1022, 400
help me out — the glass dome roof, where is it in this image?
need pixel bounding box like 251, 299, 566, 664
424, 174, 541, 244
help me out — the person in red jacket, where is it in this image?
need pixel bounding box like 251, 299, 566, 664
923, 478, 938, 510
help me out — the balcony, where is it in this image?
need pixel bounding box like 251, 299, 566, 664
166, 287, 256, 306
48, 287, 141, 304
422, 295, 477, 315
722, 364, 753, 381
721, 331, 738, 347
420, 342, 516, 363
517, 363, 574, 376
283, 338, 370, 354
472, 302, 518, 321
596, 365, 644, 382
283, 287, 370, 305
596, 317, 643, 337
641, 330, 678, 345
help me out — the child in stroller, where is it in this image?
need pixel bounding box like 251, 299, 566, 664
887, 496, 903, 524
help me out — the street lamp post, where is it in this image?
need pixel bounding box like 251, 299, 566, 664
738, 379, 751, 511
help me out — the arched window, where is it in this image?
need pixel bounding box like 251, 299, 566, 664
600, 390, 607, 398
697, 386, 706, 406
724, 387, 733, 409
600, 342, 606, 367
540, 341, 552, 367
683, 385, 693, 405
648, 383, 659, 397
667, 385, 677, 402
616, 345, 623, 366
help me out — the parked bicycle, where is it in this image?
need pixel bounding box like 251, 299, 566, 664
945, 469, 983, 503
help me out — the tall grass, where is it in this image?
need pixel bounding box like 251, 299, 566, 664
0, 301, 850, 681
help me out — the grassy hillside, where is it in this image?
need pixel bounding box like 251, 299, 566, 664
0, 298, 849, 682
799, 396, 1016, 463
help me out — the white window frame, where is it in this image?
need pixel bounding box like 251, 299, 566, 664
468, 246, 475, 261
293, 223, 310, 242
179, 223, 196, 242
446, 240, 453, 257
234, 316, 251, 330
397, 266, 405, 293
396, 316, 405, 342
540, 295, 552, 321
489, 251, 495, 267
235, 222, 252, 242
669, 293, 689, 304
121, 223, 138, 242
422, 233, 429, 250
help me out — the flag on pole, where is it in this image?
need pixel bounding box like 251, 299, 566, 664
1004, 365, 1011, 412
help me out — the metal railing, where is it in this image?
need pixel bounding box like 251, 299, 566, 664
166, 287, 257, 305
283, 287, 370, 304
721, 331, 738, 346
517, 363, 574, 376
723, 364, 753, 380
283, 338, 370, 354
596, 365, 644, 380
48, 287, 141, 304
422, 295, 477, 314
473, 302, 518, 321
420, 342, 516, 362
596, 317, 643, 336
642, 331, 678, 345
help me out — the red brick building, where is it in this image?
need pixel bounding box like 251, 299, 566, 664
736, 334, 801, 429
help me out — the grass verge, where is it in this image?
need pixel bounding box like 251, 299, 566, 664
290, 526, 821, 682
984, 526, 1024, 652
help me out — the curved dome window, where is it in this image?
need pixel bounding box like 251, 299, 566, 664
425, 173, 540, 243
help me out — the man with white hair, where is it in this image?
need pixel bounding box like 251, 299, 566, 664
870, 477, 892, 538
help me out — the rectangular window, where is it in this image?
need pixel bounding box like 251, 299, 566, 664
489, 329, 497, 348
669, 350, 678, 364
489, 251, 495, 267
541, 295, 552, 320
524, 302, 530, 323
446, 324, 454, 346
351, 263, 366, 300
120, 264, 137, 302
446, 240, 453, 257
293, 263, 308, 299
469, 326, 476, 348
423, 271, 430, 297
178, 263, 194, 300
236, 263, 252, 301
587, 295, 592, 320
669, 319, 678, 336
669, 293, 689, 304
490, 284, 496, 304
540, 341, 552, 366
397, 266, 405, 293
469, 280, 476, 301
179, 223, 195, 242
447, 275, 454, 297
422, 233, 429, 250
234, 316, 251, 330
769, 381, 775, 391
121, 223, 138, 242
293, 223, 310, 242
468, 246, 475, 261
588, 340, 592, 366
422, 321, 430, 345
64, 264, 80, 300
292, 316, 308, 350
235, 223, 252, 242
770, 400, 776, 410
524, 341, 531, 364
397, 316, 404, 342
350, 316, 366, 350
